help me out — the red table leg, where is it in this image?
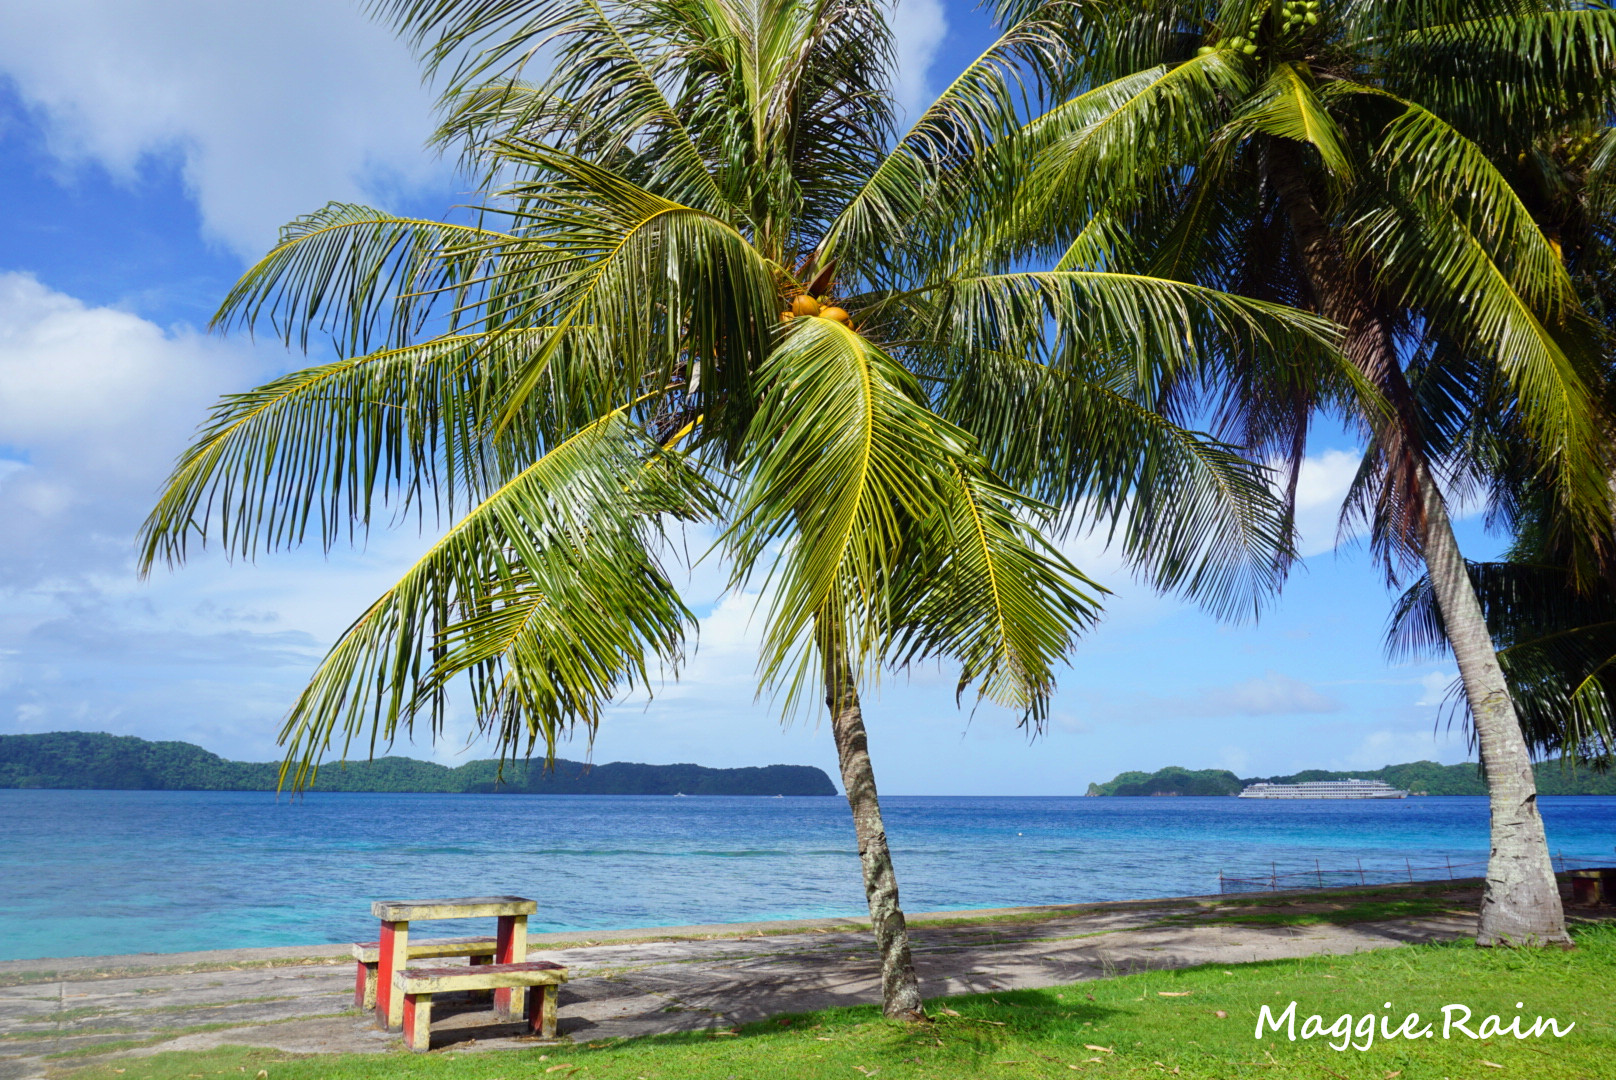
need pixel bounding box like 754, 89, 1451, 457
526, 982, 558, 1039
377, 919, 410, 1029
493, 914, 528, 1018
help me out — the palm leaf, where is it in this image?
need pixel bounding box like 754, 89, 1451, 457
277, 407, 712, 789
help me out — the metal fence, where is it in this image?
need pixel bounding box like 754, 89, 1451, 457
1218, 854, 1616, 894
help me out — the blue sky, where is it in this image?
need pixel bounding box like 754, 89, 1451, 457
0, 1, 1489, 793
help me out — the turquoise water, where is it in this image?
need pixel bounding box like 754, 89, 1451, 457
2, 790, 1614, 961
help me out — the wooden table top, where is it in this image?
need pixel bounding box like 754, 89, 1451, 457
371, 896, 537, 921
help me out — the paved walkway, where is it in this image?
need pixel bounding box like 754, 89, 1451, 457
0, 883, 1580, 1079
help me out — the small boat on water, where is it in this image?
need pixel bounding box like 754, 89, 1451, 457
1238, 778, 1408, 799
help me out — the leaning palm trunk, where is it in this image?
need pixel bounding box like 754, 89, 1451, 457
1271, 147, 1569, 946
820, 626, 926, 1018
1414, 467, 1570, 945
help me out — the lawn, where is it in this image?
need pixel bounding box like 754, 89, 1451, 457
57, 921, 1615, 1080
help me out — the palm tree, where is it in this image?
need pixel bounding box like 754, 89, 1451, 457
140, 0, 1326, 1016
1389, 116, 1616, 768
999, 0, 1616, 944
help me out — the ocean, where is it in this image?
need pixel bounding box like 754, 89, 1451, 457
3, 789, 1614, 962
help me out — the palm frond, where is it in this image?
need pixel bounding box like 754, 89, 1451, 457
728, 315, 1100, 718
818, 2, 1071, 268
1227, 63, 1352, 180
214, 202, 517, 354
135, 330, 621, 570
277, 407, 712, 788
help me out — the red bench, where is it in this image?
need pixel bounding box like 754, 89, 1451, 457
351, 936, 499, 1011
396, 960, 568, 1052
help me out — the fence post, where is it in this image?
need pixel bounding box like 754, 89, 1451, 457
1357, 857, 1365, 886
1406, 857, 1413, 883
1446, 855, 1453, 880
1271, 861, 1277, 891
1316, 859, 1323, 888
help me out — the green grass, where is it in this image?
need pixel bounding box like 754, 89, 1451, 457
50, 923, 1616, 1080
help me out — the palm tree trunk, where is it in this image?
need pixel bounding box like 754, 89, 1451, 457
820, 625, 927, 1019
1413, 461, 1571, 945
1269, 144, 1569, 945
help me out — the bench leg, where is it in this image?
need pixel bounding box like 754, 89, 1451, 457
377, 920, 410, 1030
355, 961, 378, 1011
469, 954, 494, 1005
494, 916, 528, 1018
402, 992, 433, 1053
525, 983, 559, 1040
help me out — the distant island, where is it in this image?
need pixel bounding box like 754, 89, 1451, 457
1086, 760, 1616, 797
0, 732, 838, 796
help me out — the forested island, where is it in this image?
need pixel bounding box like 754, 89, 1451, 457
1086, 760, 1616, 796
0, 732, 837, 796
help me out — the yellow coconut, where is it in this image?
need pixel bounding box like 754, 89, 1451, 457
791, 295, 821, 317
821, 306, 851, 325
780, 311, 795, 323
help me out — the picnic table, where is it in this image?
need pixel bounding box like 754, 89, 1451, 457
369, 895, 538, 1030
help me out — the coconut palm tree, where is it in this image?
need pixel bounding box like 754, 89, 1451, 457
139, 0, 1328, 1016
1388, 116, 1616, 769
992, 0, 1616, 944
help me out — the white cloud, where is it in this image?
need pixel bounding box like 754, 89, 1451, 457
0, 272, 428, 757
0, 0, 443, 256
1288, 447, 1364, 556
888, 0, 949, 121
0, 272, 263, 577
1417, 669, 1457, 707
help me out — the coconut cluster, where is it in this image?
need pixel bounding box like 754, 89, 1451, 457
1280, 0, 1320, 31
1196, 0, 1319, 56
780, 294, 851, 326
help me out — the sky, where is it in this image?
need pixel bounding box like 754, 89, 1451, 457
0, 0, 1489, 794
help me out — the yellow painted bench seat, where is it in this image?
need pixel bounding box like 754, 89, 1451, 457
396, 961, 568, 1052
351, 936, 498, 1011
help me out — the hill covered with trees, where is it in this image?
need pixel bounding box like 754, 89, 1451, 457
1086, 760, 1616, 796
0, 732, 837, 796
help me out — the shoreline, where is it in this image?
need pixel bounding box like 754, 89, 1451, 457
0, 878, 1480, 982
2, 877, 1561, 1066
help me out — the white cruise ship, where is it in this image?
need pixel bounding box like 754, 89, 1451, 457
1238, 778, 1409, 799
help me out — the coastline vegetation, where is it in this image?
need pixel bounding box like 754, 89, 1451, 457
53, 921, 1616, 1080
0, 732, 836, 796
1087, 761, 1616, 797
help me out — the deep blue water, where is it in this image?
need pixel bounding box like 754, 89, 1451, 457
2, 790, 1613, 961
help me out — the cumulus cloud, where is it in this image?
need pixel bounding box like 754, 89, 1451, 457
0, 272, 266, 578
0, 272, 425, 756
888, 0, 949, 121
1288, 447, 1364, 557
0, 0, 442, 256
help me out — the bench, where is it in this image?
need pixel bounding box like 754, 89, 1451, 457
369, 896, 536, 1030
396, 961, 568, 1052
351, 937, 499, 1010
